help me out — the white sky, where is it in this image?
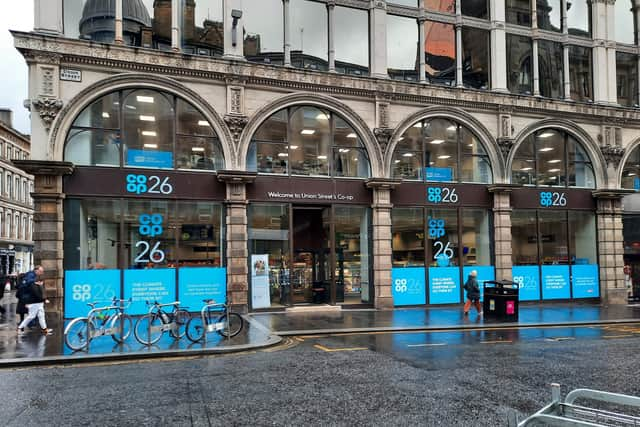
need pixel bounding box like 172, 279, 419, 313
0, 1, 33, 135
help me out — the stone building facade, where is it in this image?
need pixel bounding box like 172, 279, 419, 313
13, 0, 640, 314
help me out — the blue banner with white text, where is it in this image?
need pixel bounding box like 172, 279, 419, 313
64, 269, 121, 318
541, 265, 571, 300
428, 267, 460, 304
571, 264, 599, 298
512, 265, 541, 301
392, 267, 426, 306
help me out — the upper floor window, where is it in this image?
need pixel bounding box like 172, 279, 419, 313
64, 89, 224, 171
391, 118, 492, 183
621, 146, 640, 189
506, 0, 531, 27
247, 106, 371, 178
511, 129, 595, 188
537, 0, 561, 33
462, 0, 489, 19
424, 0, 455, 14
615, 0, 637, 45
567, 0, 591, 37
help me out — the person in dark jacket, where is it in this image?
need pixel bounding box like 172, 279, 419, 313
16, 270, 36, 323
463, 270, 482, 316
17, 266, 53, 335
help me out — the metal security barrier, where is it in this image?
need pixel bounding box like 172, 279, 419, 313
509, 383, 640, 426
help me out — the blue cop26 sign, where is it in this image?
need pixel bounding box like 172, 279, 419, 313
427, 187, 459, 204
539, 191, 567, 207
392, 267, 426, 306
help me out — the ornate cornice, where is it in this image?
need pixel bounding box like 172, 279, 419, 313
30, 97, 63, 131
12, 31, 640, 126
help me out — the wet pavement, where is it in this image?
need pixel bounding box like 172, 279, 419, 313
0, 292, 279, 364
250, 302, 640, 335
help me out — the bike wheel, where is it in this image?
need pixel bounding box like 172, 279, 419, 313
218, 313, 243, 338
109, 313, 132, 343
185, 316, 205, 342
134, 314, 163, 345
64, 318, 93, 351
170, 309, 190, 339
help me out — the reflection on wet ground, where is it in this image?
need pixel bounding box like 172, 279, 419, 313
251, 303, 640, 334
0, 293, 271, 360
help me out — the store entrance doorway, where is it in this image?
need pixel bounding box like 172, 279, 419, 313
291, 206, 332, 305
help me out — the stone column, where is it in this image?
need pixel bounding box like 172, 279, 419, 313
591, 0, 612, 103
172, 0, 180, 51
594, 192, 629, 304
369, 0, 388, 79
563, 44, 571, 100
418, 16, 426, 83
489, 0, 508, 91
34, 0, 63, 35
328, 1, 336, 72
489, 186, 517, 281
223, 0, 244, 59
605, 0, 617, 104
115, 0, 124, 44
455, 22, 463, 88
366, 179, 401, 309
12, 160, 74, 313
218, 171, 256, 313
532, 38, 540, 96
283, 0, 292, 66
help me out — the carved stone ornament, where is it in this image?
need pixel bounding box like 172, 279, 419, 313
374, 127, 394, 155
31, 97, 63, 131
600, 144, 625, 169
224, 114, 249, 143
497, 138, 514, 161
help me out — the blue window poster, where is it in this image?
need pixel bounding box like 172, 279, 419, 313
512, 265, 541, 301
572, 264, 600, 298
64, 269, 121, 318
127, 149, 173, 169
541, 265, 571, 300
124, 268, 176, 315
425, 167, 453, 182
392, 267, 426, 306
428, 267, 460, 304
462, 266, 495, 302
178, 267, 227, 310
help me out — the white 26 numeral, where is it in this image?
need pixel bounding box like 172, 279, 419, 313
433, 241, 454, 259
147, 176, 173, 195
442, 188, 458, 203
134, 241, 166, 263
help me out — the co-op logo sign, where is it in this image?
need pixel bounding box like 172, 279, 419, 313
72, 284, 91, 302
394, 278, 421, 294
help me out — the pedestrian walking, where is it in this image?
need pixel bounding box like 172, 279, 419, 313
463, 270, 482, 316
17, 266, 53, 335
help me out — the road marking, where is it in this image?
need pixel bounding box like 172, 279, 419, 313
293, 337, 305, 342
481, 340, 512, 344
313, 344, 368, 352
603, 335, 634, 339
545, 337, 575, 342
407, 343, 446, 348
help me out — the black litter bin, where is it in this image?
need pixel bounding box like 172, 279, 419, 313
483, 280, 519, 321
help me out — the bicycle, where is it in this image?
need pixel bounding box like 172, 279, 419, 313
185, 298, 243, 342
133, 300, 190, 345
64, 298, 132, 352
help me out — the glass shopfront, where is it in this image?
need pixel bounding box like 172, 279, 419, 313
620, 146, 640, 298
246, 106, 373, 309
510, 129, 599, 301
390, 118, 494, 306
62, 90, 227, 318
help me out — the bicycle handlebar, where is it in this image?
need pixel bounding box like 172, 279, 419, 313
145, 300, 181, 308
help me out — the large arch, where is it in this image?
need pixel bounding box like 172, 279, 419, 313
237, 92, 382, 176
617, 137, 640, 188
384, 106, 505, 182
507, 119, 607, 188
49, 73, 235, 167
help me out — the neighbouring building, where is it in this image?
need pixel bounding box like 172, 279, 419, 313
11, 0, 640, 317
0, 109, 34, 278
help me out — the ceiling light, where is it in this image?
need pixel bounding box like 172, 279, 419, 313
539, 147, 554, 152
198, 120, 211, 127
278, 153, 288, 157
353, 158, 358, 161
289, 145, 299, 150
346, 133, 357, 139
429, 162, 435, 165
548, 176, 557, 180
628, 173, 636, 177
136, 96, 155, 103
548, 168, 561, 173
141, 131, 157, 137
191, 147, 205, 152
413, 123, 423, 128
317, 155, 327, 160
339, 148, 351, 153
102, 112, 110, 118
394, 160, 401, 164
548, 159, 561, 163
538, 131, 555, 138
437, 155, 451, 160
143, 143, 158, 149
398, 137, 405, 142
467, 144, 473, 147
520, 167, 533, 171
402, 153, 414, 157
301, 129, 316, 135
125, 105, 137, 110
447, 125, 457, 131
316, 113, 329, 120
430, 139, 444, 145
139, 115, 156, 122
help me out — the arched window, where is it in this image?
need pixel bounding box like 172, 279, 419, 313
248, 106, 371, 178
65, 89, 224, 171
511, 128, 595, 188
621, 145, 640, 189
391, 118, 492, 183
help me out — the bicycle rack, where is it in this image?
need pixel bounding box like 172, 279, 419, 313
509, 383, 640, 426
